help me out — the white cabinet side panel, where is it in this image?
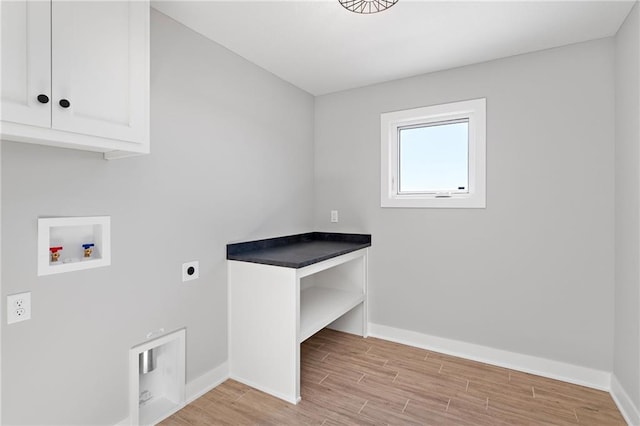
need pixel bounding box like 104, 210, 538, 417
228, 261, 299, 403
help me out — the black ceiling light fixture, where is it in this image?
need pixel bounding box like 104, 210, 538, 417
339, 0, 398, 14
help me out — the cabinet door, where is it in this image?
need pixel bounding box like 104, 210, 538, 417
1, 0, 51, 128
51, 1, 148, 144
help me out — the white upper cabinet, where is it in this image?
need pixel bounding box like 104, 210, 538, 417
1, 1, 51, 128
51, 2, 148, 144
0, 1, 150, 159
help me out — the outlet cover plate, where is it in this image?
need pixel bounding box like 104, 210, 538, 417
7, 292, 31, 324
182, 261, 199, 282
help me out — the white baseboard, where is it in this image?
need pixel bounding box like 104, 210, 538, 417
611, 374, 640, 426
186, 362, 229, 403
114, 362, 229, 425
367, 323, 611, 391
114, 416, 130, 426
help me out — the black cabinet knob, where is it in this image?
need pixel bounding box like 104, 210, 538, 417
59, 99, 70, 108
37, 94, 49, 104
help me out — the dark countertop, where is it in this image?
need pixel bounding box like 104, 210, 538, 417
227, 232, 371, 268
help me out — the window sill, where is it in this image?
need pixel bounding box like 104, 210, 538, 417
381, 194, 486, 208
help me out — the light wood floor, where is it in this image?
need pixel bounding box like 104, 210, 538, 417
160, 329, 625, 425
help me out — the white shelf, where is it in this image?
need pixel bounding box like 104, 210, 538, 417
299, 286, 364, 343
228, 245, 368, 404
139, 396, 182, 426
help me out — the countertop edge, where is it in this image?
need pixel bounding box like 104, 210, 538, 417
226, 232, 372, 269
227, 243, 370, 269
227, 232, 371, 256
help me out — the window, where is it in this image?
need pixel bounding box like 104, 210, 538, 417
381, 98, 486, 208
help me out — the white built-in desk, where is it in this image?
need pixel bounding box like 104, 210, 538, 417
227, 232, 371, 404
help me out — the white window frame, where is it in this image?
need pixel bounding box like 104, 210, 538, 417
381, 98, 486, 208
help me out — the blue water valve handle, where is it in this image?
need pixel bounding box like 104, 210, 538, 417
82, 243, 95, 249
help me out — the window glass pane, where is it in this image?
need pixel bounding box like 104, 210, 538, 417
399, 120, 469, 193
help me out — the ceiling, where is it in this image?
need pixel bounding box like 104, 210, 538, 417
152, 0, 635, 95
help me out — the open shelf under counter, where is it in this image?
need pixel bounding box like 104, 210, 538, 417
300, 286, 364, 343
228, 232, 371, 405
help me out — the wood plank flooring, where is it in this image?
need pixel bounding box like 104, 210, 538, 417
160, 329, 625, 425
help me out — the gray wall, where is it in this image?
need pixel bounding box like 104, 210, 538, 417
614, 1, 640, 409
314, 39, 615, 372
1, 9, 314, 425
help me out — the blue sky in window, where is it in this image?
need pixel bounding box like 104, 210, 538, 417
399, 121, 468, 193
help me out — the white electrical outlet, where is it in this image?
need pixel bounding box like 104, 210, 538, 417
7, 292, 31, 324
182, 261, 199, 282
331, 210, 339, 223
